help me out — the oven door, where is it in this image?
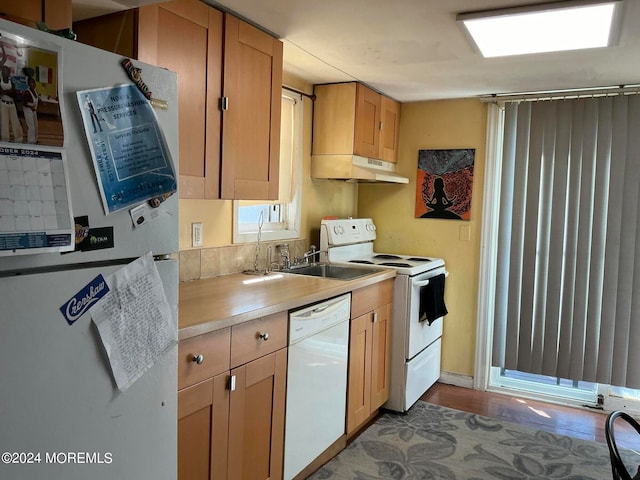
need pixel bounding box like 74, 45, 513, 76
406, 266, 447, 359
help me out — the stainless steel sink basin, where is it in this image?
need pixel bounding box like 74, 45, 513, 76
283, 263, 375, 280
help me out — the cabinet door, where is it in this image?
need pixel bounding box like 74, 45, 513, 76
228, 348, 287, 480
72, 10, 136, 57
347, 312, 372, 435
0, 0, 40, 22
354, 84, 381, 159
138, 0, 223, 199
222, 14, 283, 200
379, 96, 400, 163
311, 82, 357, 155
178, 373, 230, 480
0, 0, 70, 28
371, 303, 392, 409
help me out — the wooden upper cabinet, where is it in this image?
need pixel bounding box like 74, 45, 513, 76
221, 14, 283, 200
313, 82, 400, 163
73, 0, 223, 199
74, 1, 283, 201
379, 95, 400, 163
137, 1, 223, 199
0, 0, 71, 29
72, 10, 136, 57
312, 82, 357, 156
355, 84, 381, 158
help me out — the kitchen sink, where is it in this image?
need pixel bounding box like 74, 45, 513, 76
283, 263, 376, 280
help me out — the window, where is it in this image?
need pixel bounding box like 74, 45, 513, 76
477, 99, 640, 407
489, 95, 640, 394
490, 367, 598, 404
233, 88, 302, 243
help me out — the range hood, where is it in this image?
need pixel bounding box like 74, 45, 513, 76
311, 155, 409, 184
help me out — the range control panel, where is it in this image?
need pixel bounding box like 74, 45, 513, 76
320, 218, 377, 247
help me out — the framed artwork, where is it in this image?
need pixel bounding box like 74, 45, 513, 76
415, 148, 475, 220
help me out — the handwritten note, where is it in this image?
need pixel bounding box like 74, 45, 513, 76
92, 252, 176, 391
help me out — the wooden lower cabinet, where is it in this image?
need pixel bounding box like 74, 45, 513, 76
178, 373, 229, 480
370, 303, 393, 409
228, 349, 287, 480
347, 280, 393, 435
177, 312, 287, 480
347, 311, 373, 432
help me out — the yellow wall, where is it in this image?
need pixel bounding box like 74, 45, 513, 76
358, 98, 487, 377
179, 82, 486, 376
178, 72, 358, 251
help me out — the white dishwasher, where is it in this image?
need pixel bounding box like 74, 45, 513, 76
284, 293, 351, 480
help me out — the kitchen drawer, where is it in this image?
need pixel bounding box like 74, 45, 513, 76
178, 328, 231, 390
230, 311, 287, 368
351, 279, 393, 319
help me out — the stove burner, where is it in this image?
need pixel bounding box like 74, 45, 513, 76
374, 254, 402, 260
407, 257, 431, 262
349, 260, 375, 265
379, 262, 412, 268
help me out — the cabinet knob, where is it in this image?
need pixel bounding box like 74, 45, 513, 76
192, 354, 205, 365
258, 332, 270, 341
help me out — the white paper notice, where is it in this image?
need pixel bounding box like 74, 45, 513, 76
92, 252, 177, 391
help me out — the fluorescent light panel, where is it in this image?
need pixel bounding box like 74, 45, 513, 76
458, 1, 621, 58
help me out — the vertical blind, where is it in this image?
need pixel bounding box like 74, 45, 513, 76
493, 95, 640, 389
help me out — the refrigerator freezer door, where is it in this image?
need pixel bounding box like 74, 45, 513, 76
0, 259, 178, 480
0, 19, 178, 272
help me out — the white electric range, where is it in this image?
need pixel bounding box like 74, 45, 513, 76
319, 218, 448, 412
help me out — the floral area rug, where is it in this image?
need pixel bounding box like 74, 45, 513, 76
308, 401, 614, 480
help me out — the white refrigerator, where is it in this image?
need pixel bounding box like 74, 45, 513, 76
0, 19, 179, 480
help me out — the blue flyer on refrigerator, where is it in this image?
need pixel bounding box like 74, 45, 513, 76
76, 84, 176, 215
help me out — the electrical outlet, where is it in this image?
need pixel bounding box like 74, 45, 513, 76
192, 222, 203, 247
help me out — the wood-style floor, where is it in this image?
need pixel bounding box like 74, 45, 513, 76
420, 382, 637, 449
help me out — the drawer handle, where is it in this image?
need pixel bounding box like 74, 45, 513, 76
372, 312, 378, 323
258, 332, 270, 341
192, 354, 205, 365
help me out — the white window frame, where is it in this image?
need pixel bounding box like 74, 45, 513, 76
233, 88, 303, 243
476, 101, 640, 412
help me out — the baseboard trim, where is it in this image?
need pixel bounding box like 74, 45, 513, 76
438, 371, 474, 389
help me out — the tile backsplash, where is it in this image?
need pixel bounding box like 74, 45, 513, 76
179, 239, 310, 282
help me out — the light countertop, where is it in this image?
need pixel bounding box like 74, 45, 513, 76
178, 269, 396, 340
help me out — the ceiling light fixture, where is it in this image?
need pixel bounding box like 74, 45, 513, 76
457, 0, 623, 58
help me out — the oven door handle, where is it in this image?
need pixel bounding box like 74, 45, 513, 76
413, 270, 449, 289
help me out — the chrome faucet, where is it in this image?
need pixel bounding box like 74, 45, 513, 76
276, 243, 291, 269
300, 245, 326, 265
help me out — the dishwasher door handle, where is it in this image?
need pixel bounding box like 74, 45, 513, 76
292, 296, 350, 321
